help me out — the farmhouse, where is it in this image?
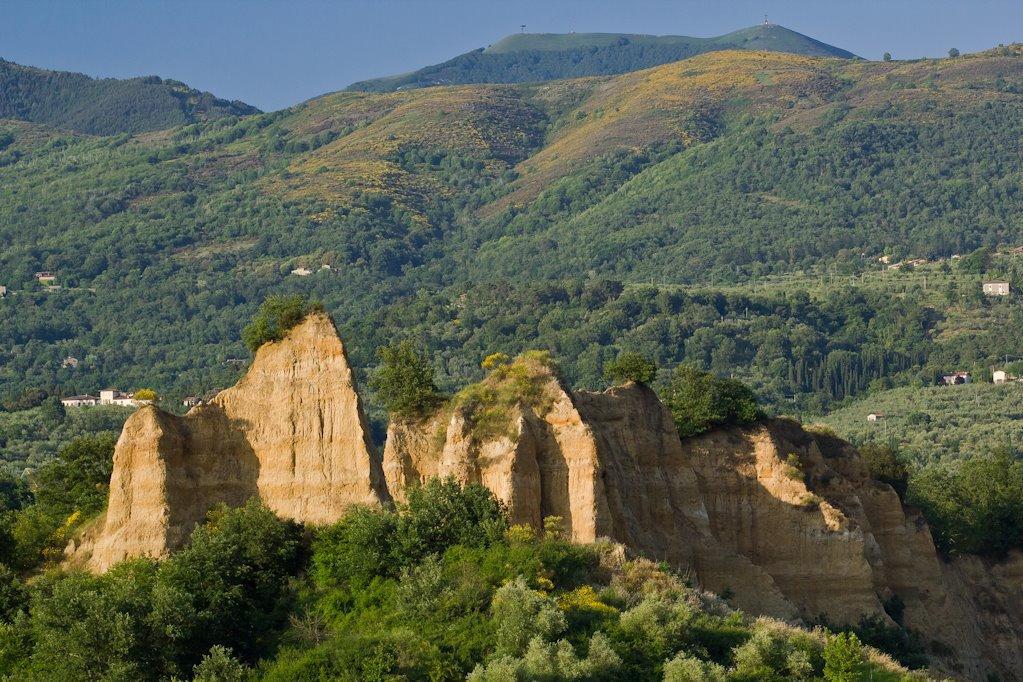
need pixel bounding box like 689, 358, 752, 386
0, 285, 6, 297
34, 271, 56, 285
867, 412, 885, 422
982, 281, 1010, 296
941, 371, 971, 385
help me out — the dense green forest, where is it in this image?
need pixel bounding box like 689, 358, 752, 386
0, 46, 1022, 468
0, 59, 258, 135
348, 24, 855, 92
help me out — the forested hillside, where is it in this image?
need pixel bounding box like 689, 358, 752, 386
0, 59, 258, 135
1, 45, 1023, 454
348, 24, 856, 92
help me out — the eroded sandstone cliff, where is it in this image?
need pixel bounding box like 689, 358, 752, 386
381, 359, 1023, 680
83, 323, 1023, 679
77, 313, 386, 570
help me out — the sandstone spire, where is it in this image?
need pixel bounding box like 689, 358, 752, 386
81, 312, 385, 571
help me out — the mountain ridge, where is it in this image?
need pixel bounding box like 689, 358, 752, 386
347, 23, 857, 92
0, 57, 259, 135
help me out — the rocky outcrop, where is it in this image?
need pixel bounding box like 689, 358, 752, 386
381, 362, 1023, 680
78, 313, 385, 571
84, 326, 1023, 679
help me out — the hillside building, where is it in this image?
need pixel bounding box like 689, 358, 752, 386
941, 371, 971, 386
61, 357, 80, 369
0, 285, 6, 297
982, 281, 1010, 296
867, 412, 885, 422
34, 271, 56, 284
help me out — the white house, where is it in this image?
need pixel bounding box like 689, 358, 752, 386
290, 267, 312, 276
100, 389, 148, 407
182, 396, 201, 408
941, 372, 971, 386
61, 395, 99, 407
983, 281, 1011, 296
0, 285, 7, 297
867, 413, 885, 422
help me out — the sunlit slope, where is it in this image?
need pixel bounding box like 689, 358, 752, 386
349, 24, 856, 92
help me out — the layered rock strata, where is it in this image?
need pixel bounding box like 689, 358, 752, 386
79, 313, 385, 571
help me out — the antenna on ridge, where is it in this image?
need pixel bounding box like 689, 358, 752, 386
764, 13, 770, 25
520, 24, 526, 33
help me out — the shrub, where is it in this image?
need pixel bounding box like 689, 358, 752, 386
491, 576, 566, 657
823, 632, 865, 681
311, 505, 398, 590
860, 443, 909, 499
33, 432, 116, 518
241, 294, 321, 352
133, 388, 158, 401
907, 448, 1023, 556
0, 565, 26, 622
662, 365, 759, 439
192, 646, 248, 682
394, 479, 507, 567
369, 340, 443, 417
663, 652, 727, 682
157, 500, 304, 667
603, 352, 656, 385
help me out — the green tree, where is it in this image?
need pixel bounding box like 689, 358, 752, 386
370, 340, 443, 417
947, 47, 960, 58
241, 294, 321, 352
603, 352, 656, 385
157, 500, 303, 667
859, 443, 909, 499
394, 478, 508, 567
311, 505, 398, 589
823, 632, 865, 680
662, 365, 759, 439
882, 52, 892, 62
33, 433, 116, 518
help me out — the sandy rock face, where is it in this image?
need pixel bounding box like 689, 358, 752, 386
83, 330, 1023, 678
82, 314, 385, 571
382, 373, 1023, 680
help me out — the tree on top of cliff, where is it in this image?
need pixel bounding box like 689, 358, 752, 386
662, 365, 759, 439
603, 352, 656, 386
369, 340, 444, 418
241, 295, 324, 352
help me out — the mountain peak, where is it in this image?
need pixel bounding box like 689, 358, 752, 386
348, 24, 857, 92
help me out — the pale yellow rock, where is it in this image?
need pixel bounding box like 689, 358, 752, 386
82, 326, 1023, 680
81, 313, 385, 571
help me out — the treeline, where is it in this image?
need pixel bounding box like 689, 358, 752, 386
0, 59, 257, 135
0, 473, 915, 680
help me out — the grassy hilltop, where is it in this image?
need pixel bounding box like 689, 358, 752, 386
349, 24, 857, 92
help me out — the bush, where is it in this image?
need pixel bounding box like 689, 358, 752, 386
241, 294, 322, 352
369, 340, 444, 417
662, 365, 759, 439
859, 443, 909, 499
823, 632, 865, 681
33, 433, 116, 518
394, 478, 508, 567
157, 500, 304, 667
907, 448, 1023, 556
311, 505, 398, 590
603, 352, 656, 385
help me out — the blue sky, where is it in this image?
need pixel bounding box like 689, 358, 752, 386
1, 0, 1021, 111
